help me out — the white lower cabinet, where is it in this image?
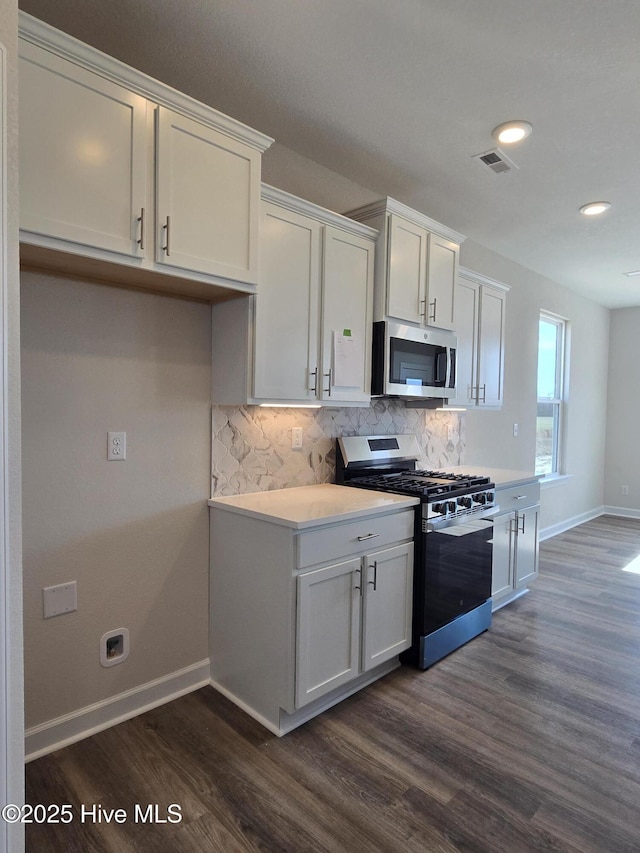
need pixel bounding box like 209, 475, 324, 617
491, 480, 540, 610
296, 543, 413, 708
209, 498, 415, 735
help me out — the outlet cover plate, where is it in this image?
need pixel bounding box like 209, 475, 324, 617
43, 581, 77, 618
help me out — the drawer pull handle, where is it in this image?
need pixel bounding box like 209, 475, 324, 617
357, 532, 380, 541
514, 495, 528, 501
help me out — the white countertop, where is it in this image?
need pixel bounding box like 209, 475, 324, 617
208, 483, 419, 529
436, 466, 540, 489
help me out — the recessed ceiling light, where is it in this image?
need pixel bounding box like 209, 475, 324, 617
579, 201, 611, 216
623, 269, 640, 277
491, 121, 533, 144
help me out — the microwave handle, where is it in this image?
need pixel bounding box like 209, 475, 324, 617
445, 348, 452, 388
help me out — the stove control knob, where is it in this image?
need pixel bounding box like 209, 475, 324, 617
458, 496, 472, 509
486, 492, 494, 504
448, 501, 457, 513
475, 493, 487, 505
432, 502, 446, 514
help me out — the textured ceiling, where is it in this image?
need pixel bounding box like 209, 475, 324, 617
18, 0, 640, 308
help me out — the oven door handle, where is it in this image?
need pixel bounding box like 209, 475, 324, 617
425, 504, 501, 533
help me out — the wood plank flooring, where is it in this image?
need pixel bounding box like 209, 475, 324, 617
25, 515, 640, 852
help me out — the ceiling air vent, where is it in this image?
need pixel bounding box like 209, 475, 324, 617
472, 147, 518, 174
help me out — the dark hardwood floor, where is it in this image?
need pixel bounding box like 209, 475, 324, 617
25, 515, 640, 852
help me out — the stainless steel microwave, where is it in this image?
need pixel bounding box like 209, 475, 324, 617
371, 320, 457, 399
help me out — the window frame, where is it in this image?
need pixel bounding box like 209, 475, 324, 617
536, 312, 567, 478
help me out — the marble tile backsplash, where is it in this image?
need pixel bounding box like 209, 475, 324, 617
211, 399, 465, 496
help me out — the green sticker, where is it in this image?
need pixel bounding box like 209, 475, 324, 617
342, 329, 352, 336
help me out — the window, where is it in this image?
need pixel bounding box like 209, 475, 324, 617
536, 313, 566, 476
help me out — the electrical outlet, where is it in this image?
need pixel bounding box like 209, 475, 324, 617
621, 485, 629, 496
447, 425, 454, 442
107, 431, 126, 461
292, 427, 303, 450
513, 423, 519, 437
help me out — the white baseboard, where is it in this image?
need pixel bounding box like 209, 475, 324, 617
25, 659, 210, 762
540, 506, 604, 541
602, 505, 640, 520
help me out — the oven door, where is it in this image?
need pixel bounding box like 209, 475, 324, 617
416, 517, 494, 635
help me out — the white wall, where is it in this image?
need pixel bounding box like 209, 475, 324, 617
21, 272, 211, 728
604, 307, 640, 513
0, 0, 24, 849
461, 240, 609, 533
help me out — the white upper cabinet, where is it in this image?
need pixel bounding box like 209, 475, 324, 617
19, 41, 148, 259
387, 214, 428, 324
253, 201, 322, 402
450, 267, 508, 408
155, 107, 260, 283
212, 186, 377, 406
346, 197, 464, 331
18, 12, 272, 299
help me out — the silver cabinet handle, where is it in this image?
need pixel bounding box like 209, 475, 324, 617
323, 369, 332, 396
514, 495, 528, 501
309, 368, 318, 393
478, 383, 486, 403
357, 532, 380, 541
162, 215, 171, 256
429, 297, 437, 322
518, 512, 526, 534
368, 562, 378, 591
420, 298, 427, 320
136, 208, 145, 251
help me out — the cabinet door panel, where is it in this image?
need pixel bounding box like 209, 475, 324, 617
450, 278, 478, 406
253, 203, 321, 401
387, 214, 427, 323
296, 559, 361, 708
515, 507, 539, 587
321, 226, 374, 403
478, 286, 505, 407
362, 544, 413, 671
155, 106, 260, 283
19, 42, 147, 257
426, 234, 458, 330
491, 513, 514, 603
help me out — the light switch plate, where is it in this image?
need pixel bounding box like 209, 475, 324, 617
43, 581, 77, 618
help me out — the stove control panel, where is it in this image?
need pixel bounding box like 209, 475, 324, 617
425, 489, 496, 523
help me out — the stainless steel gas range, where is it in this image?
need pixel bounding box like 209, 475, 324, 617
336, 434, 500, 669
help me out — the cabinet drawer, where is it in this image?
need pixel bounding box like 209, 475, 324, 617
297, 510, 415, 569
495, 481, 540, 512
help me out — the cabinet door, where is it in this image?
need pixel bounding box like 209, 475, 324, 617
386, 214, 428, 324
19, 42, 147, 257
426, 234, 458, 330
155, 106, 260, 283
296, 558, 362, 708
362, 543, 413, 671
477, 286, 506, 407
515, 506, 539, 588
491, 513, 514, 605
450, 277, 479, 406
253, 202, 321, 401
320, 226, 374, 403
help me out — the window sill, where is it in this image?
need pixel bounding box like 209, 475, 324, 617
539, 473, 573, 490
